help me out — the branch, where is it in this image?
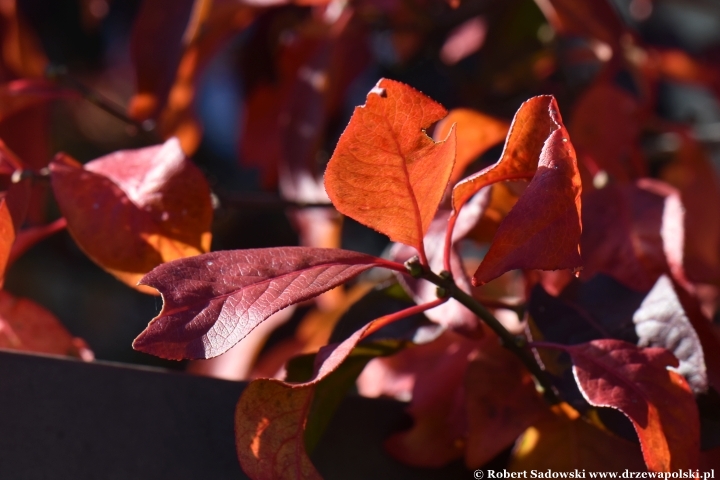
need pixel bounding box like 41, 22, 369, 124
46, 65, 157, 136
405, 256, 560, 404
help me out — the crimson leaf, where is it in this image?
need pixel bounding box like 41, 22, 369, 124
133, 247, 394, 359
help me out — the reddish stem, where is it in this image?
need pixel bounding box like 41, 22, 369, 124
529, 341, 567, 352
442, 213, 458, 273
375, 258, 413, 274
361, 297, 447, 338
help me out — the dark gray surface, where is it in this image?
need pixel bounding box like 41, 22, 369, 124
0, 349, 471, 480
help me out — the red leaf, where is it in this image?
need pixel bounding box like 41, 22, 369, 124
659, 132, 720, 284
581, 179, 685, 292
570, 82, 642, 182
324, 78, 456, 259
384, 331, 546, 468
452, 96, 582, 285
128, 0, 196, 121
556, 339, 699, 471
49, 138, 213, 292
130, 0, 256, 153
384, 332, 475, 467
236, 318, 388, 479
236, 380, 320, 480
133, 247, 393, 359
0, 79, 77, 122
671, 282, 720, 393
464, 339, 547, 468
0, 139, 30, 229
533, 0, 628, 49
0, 290, 93, 360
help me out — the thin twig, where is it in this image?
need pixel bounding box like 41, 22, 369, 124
46, 65, 156, 135
405, 257, 560, 404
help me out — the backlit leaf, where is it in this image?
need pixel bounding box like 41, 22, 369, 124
0, 79, 77, 122
581, 180, 685, 292
560, 340, 700, 471
236, 380, 320, 480
236, 318, 399, 479
324, 78, 456, 256
130, 0, 256, 152
50, 138, 213, 292
133, 247, 393, 359
570, 82, 642, 182
452, 96, 581, 285
510, 405, 646, 471
0, 197, 13, 285
128, 0, 197, 121
464, 337, 547, 468
533, 0, 628, 49
0, 290, 93, 360
529, 274, 708, 394
659, 132, 720, 284
384, 331, 476, 467
433, 108, 509, 185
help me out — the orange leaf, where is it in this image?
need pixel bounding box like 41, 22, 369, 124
434, 108, 508, 185
49, 138, 213, 292
324, 78, 455, 259
0, 290, 93, 360
452, 96, 582, 285
0, 197, 13, 286
510, 406, 646, 471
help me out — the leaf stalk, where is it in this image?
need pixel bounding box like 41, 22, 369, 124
406, 258, 560, 404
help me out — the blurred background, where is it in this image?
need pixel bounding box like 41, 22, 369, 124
3, 0, 720, 370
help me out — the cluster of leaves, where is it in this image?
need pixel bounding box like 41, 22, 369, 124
2, 0, 720, 478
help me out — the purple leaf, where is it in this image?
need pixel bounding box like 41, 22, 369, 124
133, 247, 392, 359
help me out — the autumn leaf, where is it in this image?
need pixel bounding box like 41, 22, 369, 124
510, 404, 646, 471
0, 79, 77, 122
49, 138, 213, 292
581, 179, 685, 292
538, 339, 700, 471
659, 132, 720, 284
236, 380, 320, 480
0, 290, 93, 360
569, 81, 642, 182
381, 332, 474, 467
530, 274, 708, 394
0, 197, 13, 286
464, 338, 547, 468
0, 139, 30, 229
130, 0, 256, 153
385, 331, 545, 468
433, 108, 509, 184
324, 78, 456, 261
128, 0, 197, 121
236, 317, 403, 479
451, 95, 582, 285
533, 0, 628, 50
133, 247, 397, 359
